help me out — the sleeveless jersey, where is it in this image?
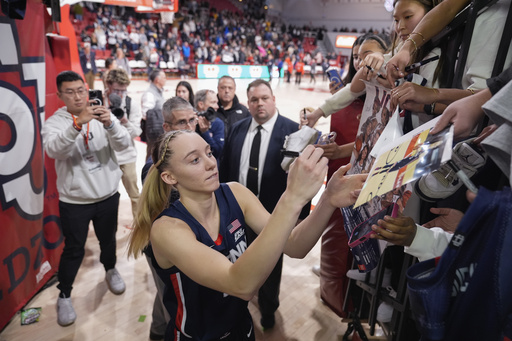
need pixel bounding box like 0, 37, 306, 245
148, 183, 254, 341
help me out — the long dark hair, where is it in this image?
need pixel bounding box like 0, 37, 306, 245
391, 0, 447, 86
342, 34, 368, 85
176, 81, 195, 106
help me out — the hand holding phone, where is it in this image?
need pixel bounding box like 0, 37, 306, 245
326, 67, 343, 89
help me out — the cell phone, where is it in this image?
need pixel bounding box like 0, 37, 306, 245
348, 203, 398, 248
89, 90, 103, 107
326, 67, 343, 87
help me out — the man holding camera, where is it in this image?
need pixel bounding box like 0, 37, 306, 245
41, 71, 131, 327
104, 68, 142, 220
195, 89, 225, 159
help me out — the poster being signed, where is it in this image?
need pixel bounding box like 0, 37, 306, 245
354, 117, 453, 208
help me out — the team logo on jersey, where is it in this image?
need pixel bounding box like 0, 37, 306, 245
452, 262, 477, 297
234, 228, 244, 242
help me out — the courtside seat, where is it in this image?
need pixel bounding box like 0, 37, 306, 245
128, 60, 138, 69
96, 59, 105, 68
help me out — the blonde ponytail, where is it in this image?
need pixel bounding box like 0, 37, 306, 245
127, 130, 190, 258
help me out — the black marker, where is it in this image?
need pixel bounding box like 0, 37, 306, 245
366, 65, 386, 79
404, 55, 440, 72
281, 150, 300, 157
446, 160, 479, 194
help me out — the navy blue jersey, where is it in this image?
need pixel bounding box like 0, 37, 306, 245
149, 183, 254, 341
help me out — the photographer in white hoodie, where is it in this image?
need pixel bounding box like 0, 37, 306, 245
41, 71, 131, 327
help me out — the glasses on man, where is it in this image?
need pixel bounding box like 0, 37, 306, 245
166, 117, 198, 129
111, 89, 128, 96
61, 88, 87, 98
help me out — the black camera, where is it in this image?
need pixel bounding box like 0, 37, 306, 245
197, 107, 217, 122
108, 93, 126, 120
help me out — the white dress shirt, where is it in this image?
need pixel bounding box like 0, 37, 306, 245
238, 112, 278, 196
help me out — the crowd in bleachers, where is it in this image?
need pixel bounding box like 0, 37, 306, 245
71, 0, 347, 78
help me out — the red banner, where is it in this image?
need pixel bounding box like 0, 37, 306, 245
0, 1, 63, 330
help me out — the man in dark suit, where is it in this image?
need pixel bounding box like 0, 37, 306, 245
220, 79, 310, 330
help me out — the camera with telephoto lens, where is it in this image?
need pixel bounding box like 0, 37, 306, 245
197, 107, 217, 121
108, 93, 126, 120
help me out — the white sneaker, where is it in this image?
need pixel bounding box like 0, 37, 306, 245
57, 297, 76, 326
415, 138, 486, 202
346, 269, 369, 282
377, 301, 393, 323
346, 268, 392, 287
281, 126, 319, 171
105, 268, 126, 295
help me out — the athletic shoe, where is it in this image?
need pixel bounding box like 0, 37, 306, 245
346, 268, 391, 287
312, 264, 321, 277
377, 302, 393, 323
57, 296, 76, 326
149, 331, 165, 341
281, 126, 319, 171
346, 269, 369, 282
261, 313, 275, 330
376, 287, 397, 323
415, 138, 486, 202
105, 268, 126, 295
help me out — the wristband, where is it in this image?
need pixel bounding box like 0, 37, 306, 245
423, 103, 433, 115
72, 115, 82, 132
423, 102, 437, 115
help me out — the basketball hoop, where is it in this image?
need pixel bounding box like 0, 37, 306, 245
161, 11, 174, 24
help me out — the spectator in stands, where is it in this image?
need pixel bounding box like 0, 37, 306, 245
42, 71, 131, 327
129, 27, 140, 52
95, 24, 107, 51
171, 45, 181, 65
176, 81, 195, 106
115, 48, 132, 79
104, 68, 142, 221
182, 41, 191, 62
194, 89, 225, 159
148, 48, 161, 76
107, 26, 117, 51
216, 76, 251, 136
79, 42, 97, 90
177, 55, 189, 79
139, 26, 148, 49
